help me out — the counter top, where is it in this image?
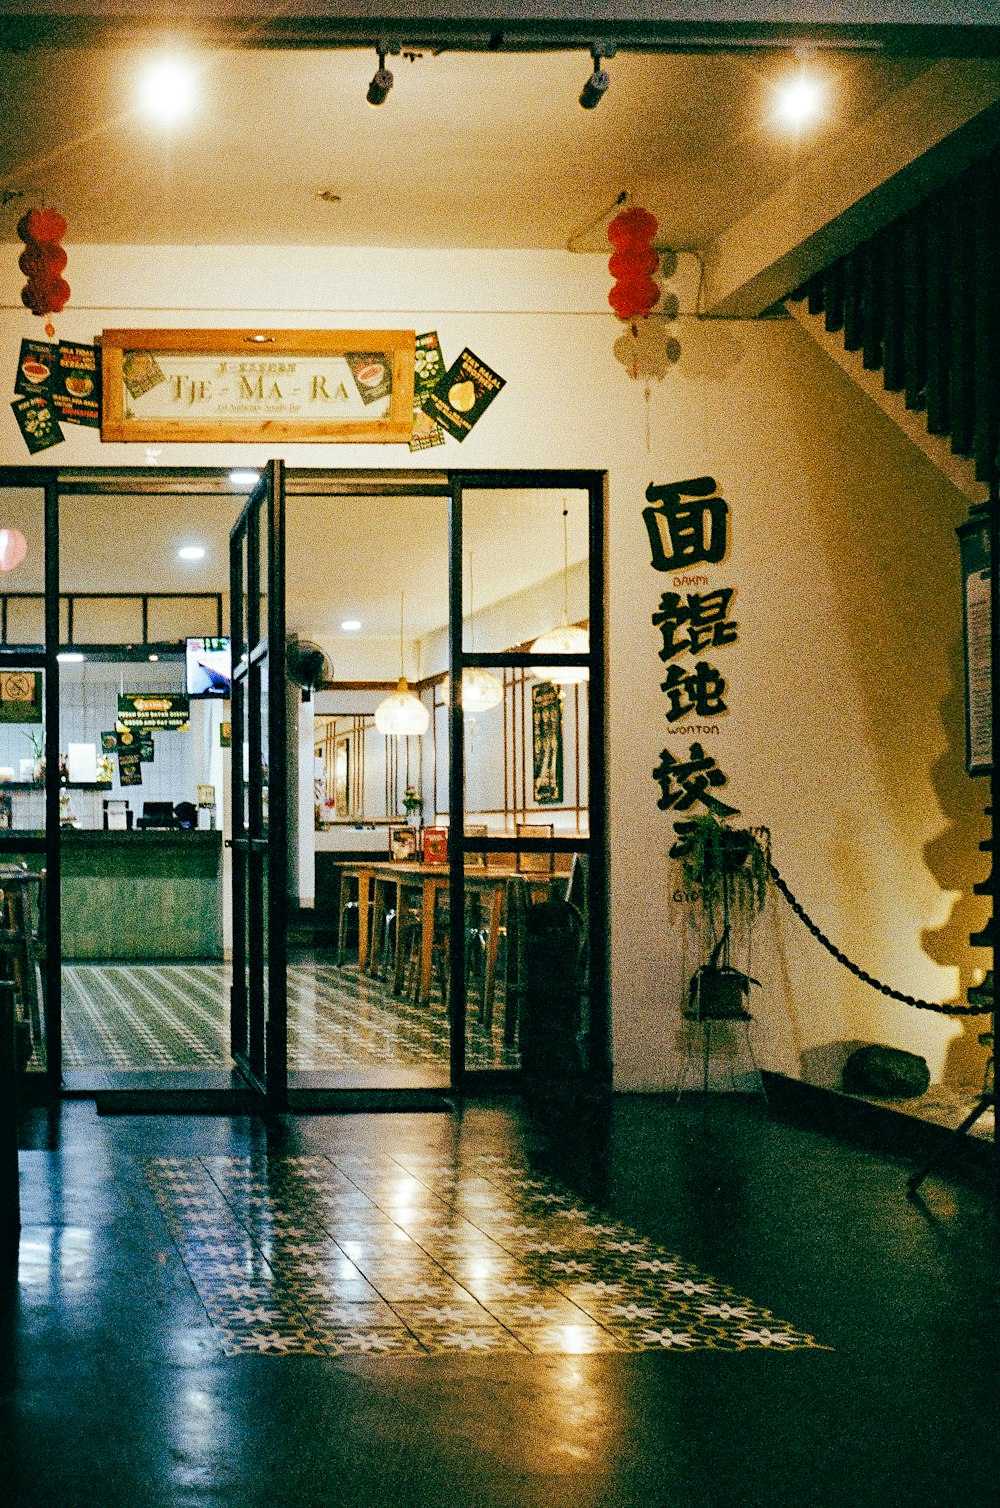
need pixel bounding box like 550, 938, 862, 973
61, 828, 223, 846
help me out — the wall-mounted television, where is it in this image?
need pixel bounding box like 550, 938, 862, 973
186, 636, 232, 698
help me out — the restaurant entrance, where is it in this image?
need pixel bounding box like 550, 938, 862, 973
280, 466, 607, 1105
0, 463, 606, 1108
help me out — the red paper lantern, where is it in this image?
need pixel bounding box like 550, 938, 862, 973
16, 206, 70, 319
607, 206, 660, 323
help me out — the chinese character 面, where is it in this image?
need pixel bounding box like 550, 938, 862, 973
660, 662, 728, 723
652, 742, 739, 816
642, 476, 728, 572
651, 588, 738, 662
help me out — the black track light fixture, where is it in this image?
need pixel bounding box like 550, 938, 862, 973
366, 41, 398, 106
579, 42, 616, 110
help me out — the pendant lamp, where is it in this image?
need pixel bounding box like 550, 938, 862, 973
442, 553, 503, 711
375, 593, 429, 737
530, 499, 589, 683
0, 528, 29, 572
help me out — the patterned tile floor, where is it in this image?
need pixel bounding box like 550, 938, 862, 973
144, 1148, 824, 1357
60, 959, 516, 1072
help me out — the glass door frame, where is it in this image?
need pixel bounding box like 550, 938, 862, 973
447, 468, 609, 1092
229, 459, 288, 1106
0, 466, 62, 1093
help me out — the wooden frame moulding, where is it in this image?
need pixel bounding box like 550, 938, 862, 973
101, 328, 416, 445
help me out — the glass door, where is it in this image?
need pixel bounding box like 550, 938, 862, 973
447, 471, 608, 1090
0, 471, 60, 1092
229, 460, 287, 1104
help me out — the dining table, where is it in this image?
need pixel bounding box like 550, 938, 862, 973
336, 858, 520, 1012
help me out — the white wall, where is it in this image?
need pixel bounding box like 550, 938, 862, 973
0, 241, 984, 1091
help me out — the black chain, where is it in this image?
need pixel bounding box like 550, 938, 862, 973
768, 859, 993, 1017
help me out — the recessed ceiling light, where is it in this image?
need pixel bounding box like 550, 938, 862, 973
178, 545, 205, 561
774, 74, 826, 129
57, 651, 84, 663
340, 619, 362, 632
138, 57, 197, 126
228, 469, 260, 486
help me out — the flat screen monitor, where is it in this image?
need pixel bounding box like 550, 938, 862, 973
186, 636, 232, 698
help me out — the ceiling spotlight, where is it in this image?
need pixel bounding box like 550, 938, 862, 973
138, 57, 197, 126
774, 73, 826, 129
580, 42, 615, 110
367, 41, 399, 106
228, 469, 260, 486
177, 545, 205, 561
340, 619, 362, 632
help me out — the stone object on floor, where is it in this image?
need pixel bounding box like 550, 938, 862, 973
842, 1043, 931, 1099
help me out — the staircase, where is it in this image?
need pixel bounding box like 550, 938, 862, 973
788, 147, 1000, 492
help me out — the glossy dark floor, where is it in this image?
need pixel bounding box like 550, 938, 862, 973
3, 1094, 998, 1507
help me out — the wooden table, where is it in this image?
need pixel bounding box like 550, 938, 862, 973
337, 859, 517, 1009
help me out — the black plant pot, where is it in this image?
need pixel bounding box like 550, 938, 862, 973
684, 963, 757, 1021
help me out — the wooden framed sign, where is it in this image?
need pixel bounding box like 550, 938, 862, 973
100, 328, 415, 444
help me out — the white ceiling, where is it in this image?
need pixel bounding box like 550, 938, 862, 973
0, 44, 931, 251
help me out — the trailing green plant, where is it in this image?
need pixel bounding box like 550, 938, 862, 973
671, 811, 772, 955
672, 811, 773, 1024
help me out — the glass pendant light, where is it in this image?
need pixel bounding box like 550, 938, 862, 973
375, 593, 429, 737
530, 498, 589, 683
443, 553, 503, 711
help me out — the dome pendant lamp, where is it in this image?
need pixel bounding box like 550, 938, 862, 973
530, 500, 589, 684
375, 593, 430, 737
443, 553, 503, 712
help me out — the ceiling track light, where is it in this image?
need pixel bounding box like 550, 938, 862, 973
367, 39, 399, 106
579, 41, 615, 110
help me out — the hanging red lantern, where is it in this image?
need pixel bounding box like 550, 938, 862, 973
16, 207, 70, 322
607, 205, 660, 323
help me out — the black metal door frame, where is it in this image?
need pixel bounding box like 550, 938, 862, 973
229, 460, 288, 1106
446, 469, 609, 1093
0, 466, 62, 1094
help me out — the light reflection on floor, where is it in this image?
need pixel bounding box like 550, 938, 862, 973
142, 1149, 824, 1357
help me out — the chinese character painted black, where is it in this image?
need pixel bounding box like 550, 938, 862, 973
653, 742, 739, 816
643, 476, 728, 571
660, 662, 728, 722
651, 588, 738, 661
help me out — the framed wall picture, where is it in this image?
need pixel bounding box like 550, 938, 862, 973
100, 328, 416, 444
390, 825, 418, 861
531, 680, 563, 804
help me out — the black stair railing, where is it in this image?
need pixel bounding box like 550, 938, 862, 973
789, 149, 1000, 489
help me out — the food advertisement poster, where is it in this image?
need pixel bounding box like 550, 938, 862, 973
117, 693, 190, 732
15, 339, 58, 399
11, 393, 63, 453
409, 331, 446, 452
53, 342, 101, 427
117, 751, 143, 786
422, 347, 505, 442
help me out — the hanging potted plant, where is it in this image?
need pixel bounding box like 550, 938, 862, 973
671, 811, 772, 1019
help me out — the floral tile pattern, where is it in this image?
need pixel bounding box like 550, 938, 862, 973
63, 960, 516, 1071
143, 1150, 825, 1358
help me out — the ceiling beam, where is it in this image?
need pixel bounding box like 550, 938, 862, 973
1, 3, 1000, 54
701, 58, 1000, 318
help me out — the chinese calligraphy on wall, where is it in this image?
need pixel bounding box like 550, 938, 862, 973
643, 475, 740, 816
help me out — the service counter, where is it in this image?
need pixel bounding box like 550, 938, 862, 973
60, 829, 224, 960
